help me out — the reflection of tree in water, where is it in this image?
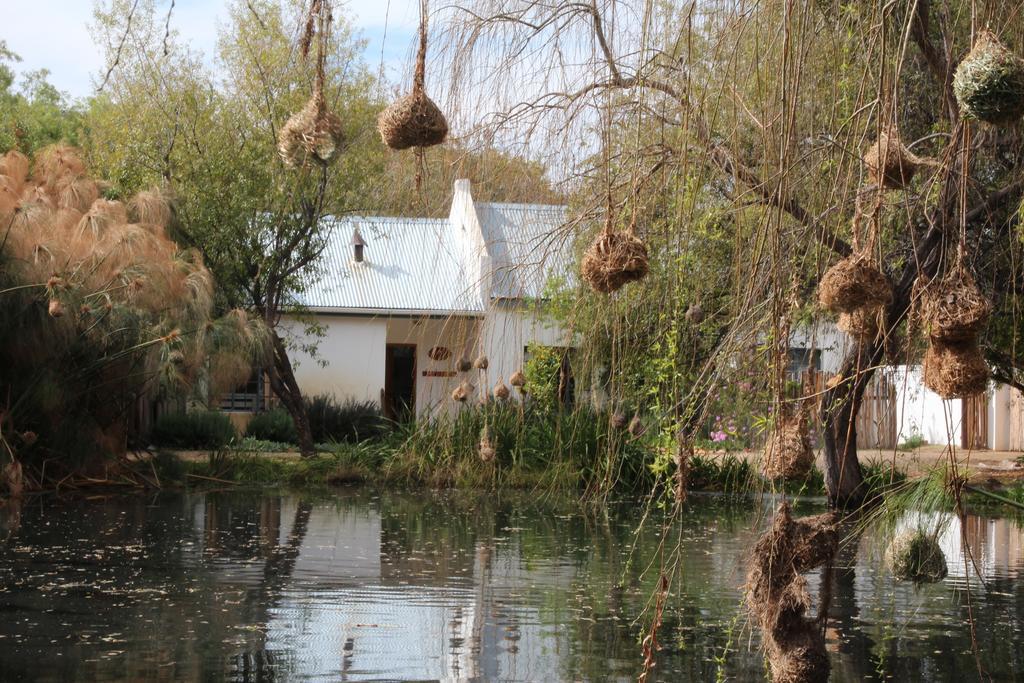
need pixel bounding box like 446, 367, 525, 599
231, 498, 313, 681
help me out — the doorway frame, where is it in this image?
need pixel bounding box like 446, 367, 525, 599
384, 343, 417, 420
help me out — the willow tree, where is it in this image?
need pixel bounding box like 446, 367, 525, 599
87, 0, 385, 455
432, 0, 1024, 508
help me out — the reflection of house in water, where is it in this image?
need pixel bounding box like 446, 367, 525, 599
193, 494, 578, 681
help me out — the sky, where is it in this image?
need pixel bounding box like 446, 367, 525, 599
2, 0, 419, 100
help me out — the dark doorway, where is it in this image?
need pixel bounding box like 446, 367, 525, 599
384, 344, 416, 421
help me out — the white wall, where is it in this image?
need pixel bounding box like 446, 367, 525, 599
386, 316, 482, 418
891, 365, 964, 447
283, 314, 388, 406
479, 302, 568, 397
790, 321, 850, 374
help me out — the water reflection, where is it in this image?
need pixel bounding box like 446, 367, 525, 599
0, 491, 1022, 681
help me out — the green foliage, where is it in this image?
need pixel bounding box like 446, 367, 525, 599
0, 42, 83, 153
523, 344, 568, 414
897, 434, 926, 452
305, 394, 386, 443
245, 408, 298, 444
151, 411, 238, 449
687, 454, 755, 494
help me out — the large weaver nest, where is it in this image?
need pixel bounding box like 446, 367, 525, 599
378, 92, 449, 150
581, 228, 649, 294
953, 30, 1024, 125
378, 12, 448, 150
746, 503, 838, 683
509, 370, 526, 388
818, 253, 892, 314
863, 131, 926, 190
885, 530, 948, 583
278, 86, 345, 168
919, 267, 992, 343
762, 406, 815, 481
922, 339, 989, 399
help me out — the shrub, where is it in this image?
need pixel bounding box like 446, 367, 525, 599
305, 394, 387, 443
245, 408, 299, 444
150, 411, 237, 449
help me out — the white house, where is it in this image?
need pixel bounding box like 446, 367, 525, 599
787, 320, 1023, 452
278, 179, 572, 420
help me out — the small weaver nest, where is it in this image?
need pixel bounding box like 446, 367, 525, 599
451, 380, 474, 402
953, 29, 1024, 125
278, 86, 345, 168
509, 370, 526, 388
493, 380, 510, 400
456, 357, 472, 372
685, 302, 705, 324
627, 413, 646, 438
611, 410, 629, 430
473, 354, 489, 370
922, 339, 989, 399
818, 253, 892, 314
580, 228, 649, 294
863, 131, 926, 190
478, 426, 496, 463
761, 406, 815, 481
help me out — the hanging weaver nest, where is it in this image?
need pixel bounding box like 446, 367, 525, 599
473, 354, 489, 370
863, 131, 926, 190
885, 530, 948, 583
627, 413, 645, 438
611, 410, 629, 430
918, 267, 992, 343
478, 426, 496, 463
922, 339, 989, 399
837, 306, 881, 342
47, 299, 65, 318
953, 30, 1024, 125
817, 253, 891, 314
278, 86, 345, 168
378, 92, 449, 150
509, 370, 526, 387
493, 380, 510, 400
451, 380, 474, 402
581, 225, 649, 294
747, 503, 837, 683
685, 302, 705, 324
378, 10, 448, 150
762, 405, 815, 481
456, 357, 472, 372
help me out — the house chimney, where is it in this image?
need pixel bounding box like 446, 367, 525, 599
351, 227, 367, 263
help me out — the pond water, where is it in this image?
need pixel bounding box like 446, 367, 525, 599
0, 489, 1022, 682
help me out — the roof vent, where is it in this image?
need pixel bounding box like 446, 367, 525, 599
351, 227, 367, 263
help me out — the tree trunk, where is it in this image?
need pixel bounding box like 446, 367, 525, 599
820, 223, 946, 509
266, 331, 316, 457
820, 346, 874, 509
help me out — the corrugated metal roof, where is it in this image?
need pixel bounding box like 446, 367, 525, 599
297, 216, 483, 313
296, 200, 572, 313
474, 202, 571, 299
